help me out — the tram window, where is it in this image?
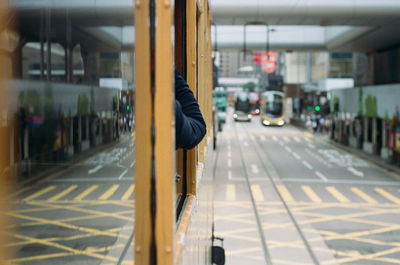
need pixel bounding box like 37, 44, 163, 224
3, 3, 136, 263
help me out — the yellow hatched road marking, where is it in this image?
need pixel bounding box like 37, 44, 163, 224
303, 136, 312, 143
351, 187, 378, 204
48, 185, 78, 201
99, 185, 120, 200
277, 185, 294, 202
374, 188, 400, 204
293, 136, 301, 143
326, 186, 349, 203
251, 185, 264, 202
260, 135, 266, 141
74, 185, 99, 201
302, 185, 322, 203
283, 136, 290, 143
24, 186, 56, 201
250, 135, 255, 141
226, 184, 236, 201
272, 136, 278, 142
238, 134, 244, 140
122, 185, 135, 200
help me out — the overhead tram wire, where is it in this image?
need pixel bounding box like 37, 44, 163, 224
232, 123, 273, 265
238, 122, 321, 265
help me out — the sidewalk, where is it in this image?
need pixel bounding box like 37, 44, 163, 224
18, 132, 134, 188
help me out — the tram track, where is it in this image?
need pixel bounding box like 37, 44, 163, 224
236, 122, 321, 265
231, 123, 273, 265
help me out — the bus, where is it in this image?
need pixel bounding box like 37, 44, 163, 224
234, 92, 252, 122
213, 89, 228, 131
260, 91, 285, 126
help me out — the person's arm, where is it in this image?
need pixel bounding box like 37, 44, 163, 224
175, 69, 206, 149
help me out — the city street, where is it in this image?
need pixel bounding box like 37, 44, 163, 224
8, 134, 135, 265
214, 109, 400, 265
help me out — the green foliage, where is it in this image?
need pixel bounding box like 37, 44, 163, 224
90, 87, 95, 114
365, 94, 377, 117
243, 82, 256, 92
385, 110, 389, 121
113, 95, 119, 112
358, 88, 363, 115
21, 89, 41, 116
78, 93, 89, 116
44, 84, 54, 120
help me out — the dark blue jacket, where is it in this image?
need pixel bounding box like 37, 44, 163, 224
175, 69, 206, 149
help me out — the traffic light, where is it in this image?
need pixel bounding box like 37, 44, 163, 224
127, 105, 130, 111
315, 105, 321, 112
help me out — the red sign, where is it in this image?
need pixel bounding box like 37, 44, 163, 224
261, 52, 277, 74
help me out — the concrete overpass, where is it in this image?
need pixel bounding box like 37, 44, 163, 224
8, 0, 400, 52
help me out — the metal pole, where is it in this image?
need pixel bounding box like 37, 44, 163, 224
66, 10, 72, 82
46, 8, 51, 81
243, 25, 247, 60
40, 9, 44, 80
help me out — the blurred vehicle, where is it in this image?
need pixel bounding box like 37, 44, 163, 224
213, 89, 227, 131
228, 94, 235, 106
234, 92, 252, 122
260, 91, 285, 126
249, 92, 260, 115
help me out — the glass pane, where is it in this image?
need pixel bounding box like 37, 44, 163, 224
5, 3, 135, 264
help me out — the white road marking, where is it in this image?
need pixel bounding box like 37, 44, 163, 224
302, 161, 313, 170
308, 144, 316, 149
277, 178, 400, 186
88, 165, 103, 175
278, 141, 284, 146
292, 152, 301, 160
130, 161, 136, 168
228, 159, 232, 168
118, 169, 128, 180
243, 141, 249, 147
284, 146, 292, 153
250, 164, 260, 174
315, 171, 328, 182
347, 167, 364, 177
228, 150, 231, 158
52, 177, 134, 182
228, 170, 233, 180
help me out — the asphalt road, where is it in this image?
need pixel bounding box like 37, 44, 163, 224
214, 110, 400, 265
8, 133, 135, 265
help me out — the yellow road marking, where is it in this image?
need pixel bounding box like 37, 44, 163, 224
74, 185, 99, 200
351, 187, 378, 204
277, 185, 294, 202
260, 135, 266, 141
283, 136, 290, 143
99, 185, 120, 200
121, 185, 135, 200
375, 188, 400, 204
303, 136, 312, 143
238, 134, 244, 140
226, 184, 236, 201
9, 233, 119, 263
293, 136, 301, 143
24, 186, 56, 201
302, 185, 322, 203
226, 247, 262, 255
250, 135, 255, 141
251, 185, 264, 201
48, 185, 77, 201
272, 136, 278, 142
8, 210, 121, 238
326, 186, 350, 203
